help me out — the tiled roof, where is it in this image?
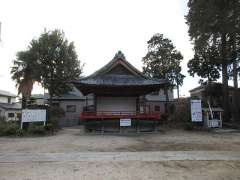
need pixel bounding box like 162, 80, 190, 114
31, 94, 44, 99
31, 87, 85, 101
73, 75, 168, 86
0, 103, 21, 110
73, 51, 168, 87
189, 82, 240, 93
0, 90, 17, 97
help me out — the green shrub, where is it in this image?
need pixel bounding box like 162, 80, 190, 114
0, 120, 22, 136
48, 106, 65, 118
15, 128, 25, 136
0, 116, 6, 122
45, 123, 53, 131
45, 123, 55, 134
184, 122, 194, 131
168, 98, 191, 123
168, 104, 176, 114
0, 117, 7, 134
2, 122, 19, 136
0, 125, 5, 136
48, 106, 65, 130
0, 118, 52, 136
28, 123, 46, 135
160, 113, 169, 121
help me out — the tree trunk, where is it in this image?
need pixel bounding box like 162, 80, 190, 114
221, 33, 230, 122
22, 95, 27, 109
232, 34, 239, 122
177, 83, 180, 99
164, 85, 169, 113
49, 91, 53, 107
49, 70, 54, 106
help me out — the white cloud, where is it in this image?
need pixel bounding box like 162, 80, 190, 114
0, 0, 199, 97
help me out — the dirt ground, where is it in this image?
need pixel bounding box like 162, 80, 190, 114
0, 127, 240, 180
0, 161, 240, 180
0, 127, 240, 153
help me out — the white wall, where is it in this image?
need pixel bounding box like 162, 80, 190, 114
59, 100, 84, 115
96, 96, 137, 112
3, 110, 21, 121
0, 108, 4, 117
58, 100, 85, 126
145, 89, 174, 101
0, 96, 16, 104
11, 97, 16, 103
0, 96, 8, 103
35, 99, 45, 105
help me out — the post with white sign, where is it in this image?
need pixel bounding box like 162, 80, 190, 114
119, 118, 131, 133
21, 109, 47, 129
190, 100, 203, 122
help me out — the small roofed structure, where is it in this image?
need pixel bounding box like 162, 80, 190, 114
72, 51, 169, 132
202, 107, 223, 128
190, 82, 240, 121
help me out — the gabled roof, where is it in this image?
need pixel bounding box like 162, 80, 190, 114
72, 51, 169, 95
0, 90, 17, 97
189, 82, 240, 93
44, 87, 85, 101
88, 51, 144, 78
0, 103, 21, 110
31, 94, 44, 99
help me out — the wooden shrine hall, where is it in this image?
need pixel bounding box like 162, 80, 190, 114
72, 51, 169, 132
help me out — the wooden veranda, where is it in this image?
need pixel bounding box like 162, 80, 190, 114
81, 111, 161, 133
81, 111, 161, 121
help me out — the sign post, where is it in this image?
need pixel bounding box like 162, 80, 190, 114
190, 100, 202, 122
21, 109, 47, 129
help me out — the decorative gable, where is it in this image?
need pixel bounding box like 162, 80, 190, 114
105, 63, 134, 76
89, 51, 144, 78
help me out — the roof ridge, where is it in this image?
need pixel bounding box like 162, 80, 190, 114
0, 90, 17, 97
87, 51, 145, 78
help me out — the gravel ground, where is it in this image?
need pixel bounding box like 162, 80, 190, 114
0, 127, 240, 180
0, 161, 240, 180
0, 127, 239, 153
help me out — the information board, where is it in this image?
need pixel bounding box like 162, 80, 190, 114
208, 120, 221, 128
190, 100, 203, 122
120, 119, 131, 126
21, 109, 47, 129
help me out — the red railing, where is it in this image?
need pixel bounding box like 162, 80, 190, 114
81, 111, 161, 120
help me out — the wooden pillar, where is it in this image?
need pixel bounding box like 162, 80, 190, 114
220, 112, 223, 128
119, 118, 121, 133
101, 116, 104, 134
154, 119, 157, 132
94, 94, 97, 112
136, 118, 139, 133
85, 96, 88, 110
136, 97, 140, 113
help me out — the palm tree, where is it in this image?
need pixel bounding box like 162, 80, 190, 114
11, 51, 38, 108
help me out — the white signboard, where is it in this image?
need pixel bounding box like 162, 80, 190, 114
21, 109, 46, 128
190, 100, 202, 122
120, 119, 131, 126
208, 120, 221, 128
